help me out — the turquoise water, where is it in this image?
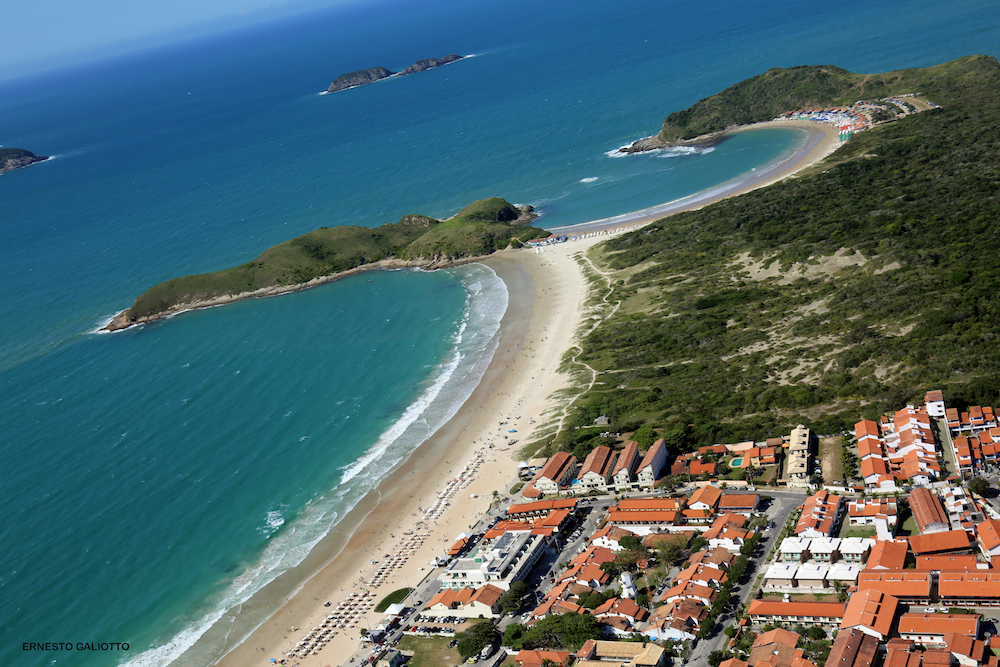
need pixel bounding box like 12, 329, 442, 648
1, 0, 999, 664
732, 457, 745, 467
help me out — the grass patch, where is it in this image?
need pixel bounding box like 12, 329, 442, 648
839, 523, 877, 538
897, 515, 919, 537
375, 587, 412, 612
509, 482, 525, 495
397, 635, 462, 667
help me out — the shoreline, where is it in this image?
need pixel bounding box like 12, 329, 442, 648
177, 117, 844, 667
202, 241, 598, 667
102, 119, 838, 334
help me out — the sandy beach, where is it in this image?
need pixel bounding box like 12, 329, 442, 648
204, 119, 842, 667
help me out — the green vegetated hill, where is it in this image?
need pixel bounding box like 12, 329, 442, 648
548, 55, 1000, 458
118, 198, 542, 326
659, 56, 992, 141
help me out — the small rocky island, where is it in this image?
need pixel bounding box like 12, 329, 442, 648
326, 54, 463, 93
0, 148, 49, 174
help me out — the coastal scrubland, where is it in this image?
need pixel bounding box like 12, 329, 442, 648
115, 197, 543, 326
656, 55, 989, 141
542, 54, 1000, 456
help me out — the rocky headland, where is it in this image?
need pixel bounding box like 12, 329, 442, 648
326, 54, 462, 93
104, 198, 540, 331
0, 148, 49, 174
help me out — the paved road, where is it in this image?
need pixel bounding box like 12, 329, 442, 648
686, 490, 803, 667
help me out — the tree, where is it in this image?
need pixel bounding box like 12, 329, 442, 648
457, 621, 499, 659
503, 623, 526, 649
805, 626, 827, 640
619, 534, 643, 552
500, 580, 528, 614
633, 424, 658, 448
968, 477, 989, 496
708, 650, 733, 667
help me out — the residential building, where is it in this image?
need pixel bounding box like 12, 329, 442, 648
977, 518, 1000, 561
908, 529, 973, 556
856, 571, 932, 603
795, 490, 844, 538
575, 639, 666, 667
786, 424, 812, 486
525, 452, 578, 497
897, 613, 980, 645
440, 531, 545, 590
825, 628, 879, 667
611, 441, 641, 491
909, 487, 950, 535
636, 439, 667, 488
747, 600, 845, 627
839, 537, 875, 564
688, 485, 722, 512
840, 588, 900, 640
573, 445, 618, 494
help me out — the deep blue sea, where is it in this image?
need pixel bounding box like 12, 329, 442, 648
1, 0, 998, 664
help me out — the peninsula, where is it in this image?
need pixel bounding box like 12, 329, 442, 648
104, 197, 542, 330
621, 60, 955, 152
326, 54, 462, 93
0, 148, 49, 173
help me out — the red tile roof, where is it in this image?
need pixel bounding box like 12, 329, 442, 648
865, 540, 909, 570
507, 499, 577, 516
909, 487, 949, 533
857, 571, 932, 598
840, 589, 899, 638
748, 600, 846, 620
908, 529, 972, 555
977, 517, 1000, 552
689, 485, 722, 508
611, 441, 639, 477
897, 613, 980, 637
938, 571, 1000, 598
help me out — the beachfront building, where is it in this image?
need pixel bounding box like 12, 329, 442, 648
506, 499, 577, 522
424, 583, 505, 618
572, 445, 618, 494
636, 439, 667, 489
439, 530, 545, 590
611, 441, 641, 491
525, 451, 578, 497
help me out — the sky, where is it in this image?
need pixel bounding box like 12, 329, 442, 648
2, 0, 355, 79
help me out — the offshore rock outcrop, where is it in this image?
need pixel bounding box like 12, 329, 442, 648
0, 148, 49, 173
326, 54, 463, 93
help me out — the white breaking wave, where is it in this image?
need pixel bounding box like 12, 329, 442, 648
122, 264, 508, 667
606, 143, 714, 158
579, 176, 599, 183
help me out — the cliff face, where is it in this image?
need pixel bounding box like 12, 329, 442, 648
326, 66, 396, 93
326, 54, 463, 93
0, 148, 49, 173
399, 54, 461, 76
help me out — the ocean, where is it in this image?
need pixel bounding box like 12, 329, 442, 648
1, 0, 998, 664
